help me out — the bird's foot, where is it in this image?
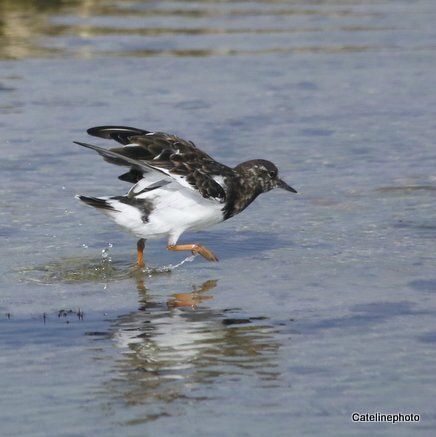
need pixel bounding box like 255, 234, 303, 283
167, 243, 219, 262
136, 238, 146, 268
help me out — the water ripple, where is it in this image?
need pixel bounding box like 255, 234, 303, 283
1, 0, 433, 59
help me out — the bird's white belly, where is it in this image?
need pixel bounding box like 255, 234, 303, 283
111, 187, 223, 245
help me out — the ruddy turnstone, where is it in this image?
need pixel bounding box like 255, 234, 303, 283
75, 126, 297, 267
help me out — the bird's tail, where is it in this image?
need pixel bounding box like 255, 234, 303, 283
75, 194, 150, 230
75, 195, 116, 212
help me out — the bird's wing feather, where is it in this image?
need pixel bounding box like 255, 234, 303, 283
87, 126, 151, 145
75, 128, 232, 201
73, 141, 165, 175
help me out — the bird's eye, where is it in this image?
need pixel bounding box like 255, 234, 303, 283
268, 171, 276, 178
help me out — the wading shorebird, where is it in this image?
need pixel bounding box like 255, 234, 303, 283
75, 126, 297, 267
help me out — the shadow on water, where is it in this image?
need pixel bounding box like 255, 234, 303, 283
91, 277, 282, 424
293, 301, 432, 337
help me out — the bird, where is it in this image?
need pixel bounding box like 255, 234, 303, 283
74, 126, 297, 267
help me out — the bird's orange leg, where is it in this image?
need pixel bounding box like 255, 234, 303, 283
167, 243, 219, 262
136, 238, 146, 268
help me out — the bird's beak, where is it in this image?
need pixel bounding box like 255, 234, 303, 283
277, 179, 297, 193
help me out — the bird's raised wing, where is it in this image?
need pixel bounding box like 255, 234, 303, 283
75, 126, 233, 202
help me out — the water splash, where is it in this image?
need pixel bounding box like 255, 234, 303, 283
18, 249, 199, 284
100, 243, 113, 289
168, 254, 197, 269
138, 254, 198, 276
100, 243, 113, 262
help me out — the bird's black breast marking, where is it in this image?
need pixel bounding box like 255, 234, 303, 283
222, 175, 262, 220
114, 197, 154, 223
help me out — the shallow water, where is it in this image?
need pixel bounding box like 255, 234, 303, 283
1, 0, 436, 435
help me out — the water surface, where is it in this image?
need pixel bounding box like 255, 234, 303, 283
1, 1, 436, 436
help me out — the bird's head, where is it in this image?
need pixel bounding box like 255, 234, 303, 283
234, 159, 297, 194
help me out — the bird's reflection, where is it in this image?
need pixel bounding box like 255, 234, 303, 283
134, 275, 216, 310
166, 279, 215, 309
99, 276, 281, 420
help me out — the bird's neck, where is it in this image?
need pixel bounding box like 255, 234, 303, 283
222, 175, 263, 220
